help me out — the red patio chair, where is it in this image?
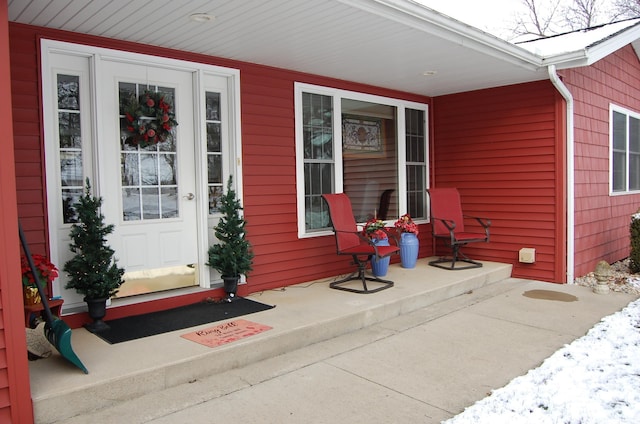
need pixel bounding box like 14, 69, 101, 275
322, 193, 399, 293
428, 188, 490, 270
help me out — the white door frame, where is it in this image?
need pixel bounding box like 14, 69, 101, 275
41, 40, 243, 310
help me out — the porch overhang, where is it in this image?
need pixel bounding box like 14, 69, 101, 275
8, 0, 549, 97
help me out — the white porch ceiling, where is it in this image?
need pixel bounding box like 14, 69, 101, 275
8, 0, 550, 97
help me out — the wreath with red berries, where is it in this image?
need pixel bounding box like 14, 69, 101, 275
124, 91, 178, 147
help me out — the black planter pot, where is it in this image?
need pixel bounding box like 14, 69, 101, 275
222, 275, 239, 301
84, 297, 110, 333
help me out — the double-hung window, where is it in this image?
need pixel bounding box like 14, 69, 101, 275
611, 105, 640, 193
295, 83, 428, 237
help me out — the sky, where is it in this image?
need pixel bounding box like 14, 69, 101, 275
442, 290, 640, 423
416, 0, 621, 40
416, 0, 521, 38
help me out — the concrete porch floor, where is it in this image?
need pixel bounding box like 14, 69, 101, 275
27, 257, 640, 423
30, 257, 639, 423
28, 258, 512, 422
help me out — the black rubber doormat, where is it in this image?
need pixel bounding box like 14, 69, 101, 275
94, 298, 275, 344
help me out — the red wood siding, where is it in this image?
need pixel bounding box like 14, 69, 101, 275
10, 25, 47, 257
8, 23, 431, 299
561, 45, 640, 278
1, 2, 36, 422
433, 81, 566, 282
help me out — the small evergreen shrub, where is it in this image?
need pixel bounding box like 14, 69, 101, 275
207, 176, 254, 278
629, 212, 640, 273
64, 178, 125, 299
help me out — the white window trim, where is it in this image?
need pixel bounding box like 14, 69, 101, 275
610, 103, 640, 195
294, 82, 429, 238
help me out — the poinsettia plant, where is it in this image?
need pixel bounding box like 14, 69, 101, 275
363, 218, 388, 240
21, 254, 59, 287
394, 214, 419, 235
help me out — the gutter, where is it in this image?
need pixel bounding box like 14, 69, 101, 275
548, 65, 575, 284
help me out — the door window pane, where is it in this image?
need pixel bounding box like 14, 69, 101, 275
161, 187, 178, 218
57, 74, 83, 223
123, 188, 141, 221
206, 91, 223, 214
119, 83, 178, 220
60, 151, 83, 187
59, 112, 82, 148
62, 188, 82, 223
142, 187, 160, 219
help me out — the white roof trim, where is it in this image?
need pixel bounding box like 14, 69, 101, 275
519, 19, 640, 69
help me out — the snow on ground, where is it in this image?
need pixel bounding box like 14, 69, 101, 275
443, 296, 640, 423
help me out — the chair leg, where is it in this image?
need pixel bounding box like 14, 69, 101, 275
429, 244, 483, 270
330, 255, 394, 294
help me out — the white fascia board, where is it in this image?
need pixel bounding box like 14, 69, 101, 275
338, 0, 544, 71
583, 26, 640, 64
538, 24, 640, 69
542, 51, 590, 69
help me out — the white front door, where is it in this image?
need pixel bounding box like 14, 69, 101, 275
100, 62, 199, 295
43, 41, 242, 308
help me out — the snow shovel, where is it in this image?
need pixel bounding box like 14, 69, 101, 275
19, 222, 88, 374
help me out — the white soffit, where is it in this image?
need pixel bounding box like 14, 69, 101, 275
6, 0, 556, 96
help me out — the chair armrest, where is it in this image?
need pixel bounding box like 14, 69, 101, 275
431, 216, 457, 244
464, 215, 491, 229
431, 216, 457, 232
334, 229, 381, 247
464, 215, 491, 239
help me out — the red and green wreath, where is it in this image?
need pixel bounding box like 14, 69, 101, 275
124, 91, 178, 147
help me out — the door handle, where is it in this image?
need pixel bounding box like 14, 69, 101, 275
183, 193, 195, 200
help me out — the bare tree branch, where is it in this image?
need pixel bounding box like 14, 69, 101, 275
613, 0, 640, 18
510, 0, 632, 39
513, 0, 564, 37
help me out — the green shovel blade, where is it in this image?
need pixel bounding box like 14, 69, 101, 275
45, 320, 89, 374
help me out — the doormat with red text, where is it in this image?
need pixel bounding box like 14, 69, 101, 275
181, 319, 272, 348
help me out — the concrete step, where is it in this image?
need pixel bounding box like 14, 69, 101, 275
30, 259, 512, 423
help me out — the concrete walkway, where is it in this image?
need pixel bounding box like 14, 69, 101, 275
50, 275, 638, 424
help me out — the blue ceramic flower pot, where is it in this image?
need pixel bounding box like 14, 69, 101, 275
370, 238, 391, 276
399, 232, 419, 268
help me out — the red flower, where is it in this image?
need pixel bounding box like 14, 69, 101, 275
147, 129, 156, 138
146, 97, 155, 107
163, 123, 170, 130
363, 218, 388, 240
162, 114, 170, 122
125, 112, 134, 122
21, 254, 58, 287
394, 214, 419, 235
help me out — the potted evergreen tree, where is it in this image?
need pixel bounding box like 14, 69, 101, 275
64, 178, 125, 333
207, 176, 254, 301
